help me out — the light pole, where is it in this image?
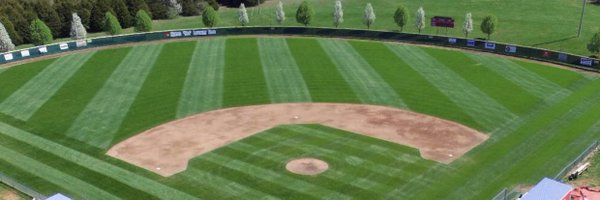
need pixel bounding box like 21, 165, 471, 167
577, 0, 587, 37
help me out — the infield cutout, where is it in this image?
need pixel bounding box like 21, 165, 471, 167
107, 103, 488, 176
286, 158, 329, 176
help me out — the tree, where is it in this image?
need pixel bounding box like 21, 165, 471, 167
0, 0, 27, 44
32, 0, 63, 38
70, 13, 87, 40
587, 32, 600, 56
239, 3, 249, 26
275, 1, 285, 25
112, 0, 134, 28
134, 10, 153, 32
415, 7, 425, 33
202, 6, 218, 27
205, 0, 220, 11
147, 0, 170, 19
296, 1, 313, 27
30, 19, 53, 45
480, 15, 497, 39
0, 21, 15, 52
463, 12, 473, 38
0, 16, 21, 46
167, 0, 183, 19
363, 3, 375, 29
393, 5, 408, 32
104, 12, 122, 35
127, 0, 152, 18
90, 0, 114, 32
333, 0, 343, 28
181, 0, 200, 16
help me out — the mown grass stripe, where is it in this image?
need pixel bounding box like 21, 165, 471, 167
0, 59, 54, 102
423, 48, 541, 115
0, 52, 95, 121
0, 143, 118, 200
319, 39, 406, 108
182, 168, 278, 199
26, 48, 133, 138
387, 44, 515, 130
465, 53, 570, 99
66, 44, 162, 148
258, 38, 312, 103
113, 41, 196, 146
512, 59, 587, 87
0, 158, 68, 197
349, 41, 483, 130
286, 38, 360, 103
0, 122, 197, 200
222, 38, 270, 107
177, 39, 226, 118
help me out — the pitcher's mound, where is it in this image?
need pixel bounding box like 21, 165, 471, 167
286, 158, 329, 176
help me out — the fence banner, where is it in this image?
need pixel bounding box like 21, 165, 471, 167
20, 50, 30, 57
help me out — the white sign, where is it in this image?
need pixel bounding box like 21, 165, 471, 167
466, 40, 475, 47
170, 31, 182, 37
448, 38, 457, 44
182, 30, 192, 36
3, 53, 13, 61
208, 29, 217, 35
193, 30, 207, 36
38, 46, 48, 53
59, 43, 69, 50
505, 46, 517, 53
76, 40, 87, 47
580, 58, 593, 66
20, 50, 30, 57
484, 42, 496, 50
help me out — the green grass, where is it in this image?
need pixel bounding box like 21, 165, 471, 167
0, 37, 598, 199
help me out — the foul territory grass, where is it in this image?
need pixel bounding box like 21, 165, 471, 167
0, 37, 598, 199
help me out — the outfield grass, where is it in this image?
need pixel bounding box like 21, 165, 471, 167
0, 37, 598, 199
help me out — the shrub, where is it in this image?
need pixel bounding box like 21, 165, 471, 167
202, 6, 218, 27
90, 0, 114, 32
112, 0, 134, 28
587, 32, 600, 56
29, 19, 53, 45
104, 12, 122, 35
134, 10, 153, 32
296, 1, 313, 27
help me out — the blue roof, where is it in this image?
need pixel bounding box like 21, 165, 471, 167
45, 193, 71, 200
522, 178, 572, 200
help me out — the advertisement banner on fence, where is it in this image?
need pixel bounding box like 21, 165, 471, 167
193, 30, 208, 36
20, 50, 30, 57
182, 30, 192, 36
208, 29, 217, 35
448, 38, 457, 44
505, 46, 517, 53
580, 58, 593, 66
558, 53, 568, 61
38, 46, 48, 53
484, 42, 496, 50
466, 40, 475, 47
76, 40, 87, 47
3, 53, 13, 61
59, 43, 69, 50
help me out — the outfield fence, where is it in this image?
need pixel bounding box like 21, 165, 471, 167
0, 27, 599, 72
554, 140, 600, 180
0, 172, 45, 199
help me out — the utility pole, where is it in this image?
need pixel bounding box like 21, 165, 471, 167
577, 0, 587, 37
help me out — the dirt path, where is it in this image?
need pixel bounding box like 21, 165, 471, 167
107, 103, 488, 176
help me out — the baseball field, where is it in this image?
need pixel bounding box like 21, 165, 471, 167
1, 37, 600, 199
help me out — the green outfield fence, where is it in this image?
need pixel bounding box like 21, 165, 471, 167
0, 171, 45, 200
0, 26, 599, 71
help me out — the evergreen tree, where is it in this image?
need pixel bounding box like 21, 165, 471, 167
134, 10, 153, 32
54, 0, 79, 38
239, 3, 249, 26
90, 0, 114, 32
333, 0, 343, 28
70, 13, 87, 40
296, 1, 313, 27
0, 0, 30, 44
127, 0, 152, 18
33, 0, 63, 38
363, 3, 375, 29
112, 0, 134, 28
588, 32, 600, 57
30, 19, 53, 45
0, 21, 15, 52
147, 0, 170, 19
393, 5, 408, 32
202, 6, 218, 27
104, 12, 123, 35
181, 0, 200, 16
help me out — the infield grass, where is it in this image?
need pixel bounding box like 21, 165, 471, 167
0, 37, 598, 199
